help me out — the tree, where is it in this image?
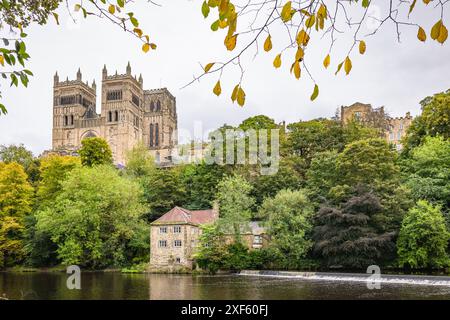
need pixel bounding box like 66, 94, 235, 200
181, 162, 225, 210
124, 142, 156, 179
403, 89, 450, 153
194, 223, 228, 274
141, 167, 186, 221
0, 162, 34, 218
78, 137, 113, 167
313, 190, 397, 269
36, 155, 81, 208
24, 155, 80, 266
35, 165, 148, 268
258, 189, 313, 269
397, 201, 450, 269
0, 144, 39, 183
0, 162, 33, 268
403, 136, 450, 212
215, 174, 254, 238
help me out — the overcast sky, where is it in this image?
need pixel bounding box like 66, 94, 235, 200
0, 1, 449, 155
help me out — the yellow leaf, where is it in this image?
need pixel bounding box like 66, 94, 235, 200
344, 56, 352, 75
224, 34, 237, 51
237, 87, 246, 106
310, 84, 319, 101
273, 54, 282, 68
296, 29, 310, 46
213, 80, 222, 96
323, 54, 330, 69
204, 62, 215, 73
231, 85, 239, 102
133, 28, 143, 37
295, 47, 304, 61
108, 4, 116, 14
281, 1, 293, 22
292, 61, 301, 79
219, 19, 228, 29
0, 55, 4, 66
264, 35, 272, 52
149, 43, 157, 50
431, 20, 442, 40
359, 40, 366, 54
423, 0, 431, 4
417, 26, 427, 42
437, 23, 448, 44
142, 43, 150, 53
305, 15, 315, 28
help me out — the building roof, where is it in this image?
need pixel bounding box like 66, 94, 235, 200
151, 206, 218, 226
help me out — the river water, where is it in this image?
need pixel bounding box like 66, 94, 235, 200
1, 272, 450, 300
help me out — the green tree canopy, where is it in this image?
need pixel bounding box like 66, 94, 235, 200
0, 144, 39, 183
35, 165, 148, 268
397, 200, 450, 269
403, 136, 450, 212
36, 155, 81, 209
215, 174, 254, 238
403, 89, 450, 152
258, 189, 313, 269
78, 137, 113, 167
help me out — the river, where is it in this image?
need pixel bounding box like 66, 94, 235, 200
1, 272, 450, 300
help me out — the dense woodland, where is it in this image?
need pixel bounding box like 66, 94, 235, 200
0, 89, 449, 272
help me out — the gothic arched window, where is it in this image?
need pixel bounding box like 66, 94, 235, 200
150, 124, 154, 147
150, 101, 155, 112
114, 111, 119, 122
156, 100, 161, 112
70, 115, 74, 126
64, 115, 68, 126
108, 111, 112, 122
155, 123, 159, 146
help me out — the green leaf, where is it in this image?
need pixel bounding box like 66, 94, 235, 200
310, 84, 319, 101
202, 1, 210, 18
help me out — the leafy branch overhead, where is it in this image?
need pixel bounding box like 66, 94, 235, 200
194, 0, 448, 106
0, 0, 155, 115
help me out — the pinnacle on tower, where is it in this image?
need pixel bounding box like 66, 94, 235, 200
102, 64, 107, 79
126, 61, 131, 75
92, 79, 96, 90
138, 73, 143, 86
77, 68, 82, 81
54, 71, 59, 84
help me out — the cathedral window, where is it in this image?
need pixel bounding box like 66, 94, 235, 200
155, 123, 159, 146
64, 115, 68, 126
60, 95, 76, 105
70, 115, 74, 126
107, 90, 123, 101
150, 101, 155, 112
114, 111, 119, 122
108, 111, 112, 122
150, 124, 154, 147
132, 94, 140, 107
156, 100, 161, 112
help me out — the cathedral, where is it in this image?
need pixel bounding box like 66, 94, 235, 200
51, 63, 178, 165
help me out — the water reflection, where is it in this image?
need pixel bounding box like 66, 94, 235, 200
0, 272, 450, 300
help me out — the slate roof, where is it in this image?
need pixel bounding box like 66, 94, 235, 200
151, 206, 218, 226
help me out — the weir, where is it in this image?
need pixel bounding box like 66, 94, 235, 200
238, 270, 450, 287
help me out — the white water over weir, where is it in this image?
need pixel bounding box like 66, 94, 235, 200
238, 270, 450, 287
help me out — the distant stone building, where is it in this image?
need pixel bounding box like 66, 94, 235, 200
149, 206, 267, 271
341, 102, 413, 150
51, 63, 177, 165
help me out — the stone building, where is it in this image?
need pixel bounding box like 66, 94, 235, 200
149, 206, 267, 271
51, 63, 177, 165
340, 102, 413, 150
